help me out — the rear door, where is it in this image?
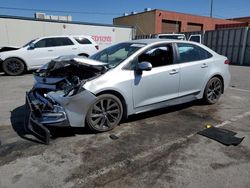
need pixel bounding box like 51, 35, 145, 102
52, 37, 76, 57
176, 42, 213, 97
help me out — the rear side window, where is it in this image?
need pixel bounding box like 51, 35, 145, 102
177, 43, 212, 63
74, 37, 92, 44
58, 37, 74, 46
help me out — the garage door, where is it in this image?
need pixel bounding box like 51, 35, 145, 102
162, 20, 181, 33
187, 23, 203, 32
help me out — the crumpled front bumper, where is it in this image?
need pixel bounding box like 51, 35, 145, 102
25, 91, 70, 144
25, 87, 97, 144
0, 58, 3, 72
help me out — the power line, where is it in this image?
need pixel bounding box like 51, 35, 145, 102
0, 6, 121, 16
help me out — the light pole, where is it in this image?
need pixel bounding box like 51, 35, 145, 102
210, 0, 214, 18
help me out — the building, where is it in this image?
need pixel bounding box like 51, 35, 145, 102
113, 9, 243, 36
34, 12, 72, 22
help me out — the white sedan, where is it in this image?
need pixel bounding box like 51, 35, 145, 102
0, 35, 99, 75
26, 39, 231, 142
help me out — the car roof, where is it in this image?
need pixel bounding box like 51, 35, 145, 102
130, 38, 183, 44
157, 33, 185, 36
38, 35, 92, 39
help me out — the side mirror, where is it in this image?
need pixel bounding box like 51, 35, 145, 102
136, 61, 152, 75
28, 43, 35, 50
137, 61, 152, 71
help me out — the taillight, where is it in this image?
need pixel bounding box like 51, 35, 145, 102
224, 60, 230, 64
95, 45, 99, 50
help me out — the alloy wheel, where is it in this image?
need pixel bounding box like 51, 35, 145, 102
206, 78, 222, 104
3, 58, 25, 75
87, 94, 123, 132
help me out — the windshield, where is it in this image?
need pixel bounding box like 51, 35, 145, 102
23, 39, 36, 47
90, 42, 145, 68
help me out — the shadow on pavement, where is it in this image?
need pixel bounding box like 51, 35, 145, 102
126, 100, 205, 123
10, 100, 206, 144
10, 104, 93, 144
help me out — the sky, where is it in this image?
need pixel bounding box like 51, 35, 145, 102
0, 0, 249, 24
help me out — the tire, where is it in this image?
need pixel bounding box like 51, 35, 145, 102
2, 58, 25, 76
86, 94, 123, 132
203, 77, 223, 104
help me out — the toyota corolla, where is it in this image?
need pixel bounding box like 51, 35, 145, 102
25, 39, 231, 143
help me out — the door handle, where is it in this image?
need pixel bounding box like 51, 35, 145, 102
72, 48, 77, 50
201, 63, 208, 68
169, 69, 179, 75
48, 49, 53, 52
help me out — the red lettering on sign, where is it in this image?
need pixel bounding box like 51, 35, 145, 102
92, 35, 112, 44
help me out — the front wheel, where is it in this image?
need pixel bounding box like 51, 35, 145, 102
203, 77, 223, 104
86, 94, 123, 132
2, 58, 26, 76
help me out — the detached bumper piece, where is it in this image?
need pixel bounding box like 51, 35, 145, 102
25, 91, 69, 144
198, 126, 244, 146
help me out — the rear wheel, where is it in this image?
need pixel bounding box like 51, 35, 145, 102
2, 58, 25, 76
203, 77, 223, 104
86, 94, 123, 132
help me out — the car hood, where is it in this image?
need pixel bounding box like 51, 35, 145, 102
34, 55, 108, 85
0, 46, 20, 53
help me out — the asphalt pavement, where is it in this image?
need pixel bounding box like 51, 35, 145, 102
0, 65, 250, 188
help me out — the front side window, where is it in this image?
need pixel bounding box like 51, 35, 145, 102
177, 43, 212, 63
35, 38, 49, 48
90, 42, 145, 68
137, 44, 173, 68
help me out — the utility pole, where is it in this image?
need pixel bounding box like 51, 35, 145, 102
210, 0, 214, 18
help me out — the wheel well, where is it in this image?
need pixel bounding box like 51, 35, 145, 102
78, 53, 89, 57
212, 75, 224, 93
96, 90, 128, 119
3, 57, 27, 70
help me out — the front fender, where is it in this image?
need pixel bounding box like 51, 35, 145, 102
47, 89, 97, 127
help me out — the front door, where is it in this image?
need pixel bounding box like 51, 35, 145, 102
132, 43, 180, 108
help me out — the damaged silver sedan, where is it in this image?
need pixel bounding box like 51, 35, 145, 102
26, 39, 230, 143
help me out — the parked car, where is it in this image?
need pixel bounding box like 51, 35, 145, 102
0, 35, 99, 75
152, 33, 202, 43
152, 33, 187, 40
26, 39, 230, 143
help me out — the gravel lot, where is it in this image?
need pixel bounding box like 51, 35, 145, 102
0, 65, 250, 188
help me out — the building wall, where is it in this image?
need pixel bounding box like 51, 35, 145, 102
0, 16, 134, 49
114, 9, 242, 35
113, 11, 156, 36
228, 17, 250, 26
155, 10, 240, 33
